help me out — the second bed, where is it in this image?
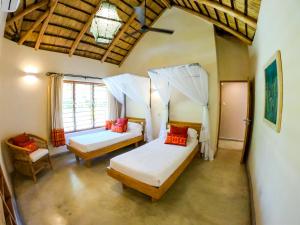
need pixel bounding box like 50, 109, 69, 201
107, 121, 202, 201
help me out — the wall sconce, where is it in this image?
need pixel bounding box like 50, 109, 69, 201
22, 65, 39, 85
24, 65, 39, 74
23, 74, 38, 85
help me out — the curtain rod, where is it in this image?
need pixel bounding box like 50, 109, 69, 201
148, 62, 200, 72
46, 72, 103, 80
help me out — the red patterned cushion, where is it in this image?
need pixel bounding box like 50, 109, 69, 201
12, 133, 30, 146
170, 125, 188, 138
111, 124, 124, 133
165, 133, 187, 146
116, 118, 128, 132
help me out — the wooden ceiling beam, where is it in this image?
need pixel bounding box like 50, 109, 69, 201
5, 0, 48, 27
69, 0, 103, 57
175, 5, 252, 45
18, 10, 49, 45
196, 0, 257, 28
35, 0, 58, 50
160, 0, 172, 8
101, 1, 145, 63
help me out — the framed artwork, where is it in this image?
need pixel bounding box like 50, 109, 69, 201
264, 50, 283, 132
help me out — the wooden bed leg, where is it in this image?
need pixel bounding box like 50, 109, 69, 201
122, 183, 127, 189
75, 155, 80, 163
85, 160, 92, 167
135, 142, 139, 148
151, 197, 158, 202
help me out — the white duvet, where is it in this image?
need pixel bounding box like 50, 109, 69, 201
69, 130, 142, 153
109, 138, 198, 187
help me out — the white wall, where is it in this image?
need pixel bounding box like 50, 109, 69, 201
216, 35, 250, 81
248, 0, 300, 224
219, 82, 247, 141
121, 8, 219, 153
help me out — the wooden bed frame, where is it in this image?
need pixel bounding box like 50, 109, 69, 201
67, 117, 145, 167
107, 121, 202, 201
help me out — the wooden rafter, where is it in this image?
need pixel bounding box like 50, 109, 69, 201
17, 0, 26, 35
69, 0, 103, 57
160, 0, 172, 8
101, 1, 145, 63
5, 0, 48, 27
4, 0, 261, 65
175, 5, 252, 45
18, 10, 49, 45
35, 0, 58, 50
196, 0, 257, 28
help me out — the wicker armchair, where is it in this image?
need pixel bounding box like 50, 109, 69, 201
6, 134, 53, 182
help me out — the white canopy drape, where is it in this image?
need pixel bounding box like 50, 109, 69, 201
103, 74, 153, 141
103, 78, 125, 118
148, 63, 213, 160
148, 71, 171, 138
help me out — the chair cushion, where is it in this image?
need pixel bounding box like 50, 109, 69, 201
29, 148, 49, 162
22, 140, 39, 154
12, 133, 30, 146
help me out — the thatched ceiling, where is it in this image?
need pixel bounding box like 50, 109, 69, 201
4, 0, 261, 66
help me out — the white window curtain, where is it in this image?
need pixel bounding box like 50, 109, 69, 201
103, 74, 153, 141
103, 78, 125, 117
48, 73, 66, 147
148, 64, 213, 160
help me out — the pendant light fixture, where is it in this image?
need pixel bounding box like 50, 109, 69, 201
90, 1, 122, 44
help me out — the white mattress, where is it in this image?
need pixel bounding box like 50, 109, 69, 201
110, 138, 198, 187
69, 130, 142, 153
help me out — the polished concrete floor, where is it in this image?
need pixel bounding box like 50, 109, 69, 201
13, 148, 250, 225
218, 139, 244, 150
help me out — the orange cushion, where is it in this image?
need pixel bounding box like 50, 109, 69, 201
165, 133, 187, 146
111, 124, 124, 133
12, 133, 30, 146
170, 125, 188, 138
19, 140, 39, 154
105, 120, 114, 130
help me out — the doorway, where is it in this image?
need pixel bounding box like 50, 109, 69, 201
217, 81, 251, 162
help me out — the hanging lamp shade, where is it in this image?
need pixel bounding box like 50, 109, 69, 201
90, 1, 122, 44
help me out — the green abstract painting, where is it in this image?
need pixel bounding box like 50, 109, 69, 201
264, 51, 283, 132
265, 60, 278, 124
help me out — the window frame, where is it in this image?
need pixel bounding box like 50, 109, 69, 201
63, 80, 108, 133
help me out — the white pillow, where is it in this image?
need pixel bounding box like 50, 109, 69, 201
188, 128, 198, 139
127, 122, 143, 132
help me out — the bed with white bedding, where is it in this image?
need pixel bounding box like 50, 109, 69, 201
110, 138, 198, 187
69, 129, 142, 153
107, 121, 202, 201
67, 118, 145, 166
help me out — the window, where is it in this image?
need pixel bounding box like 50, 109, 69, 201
63, 81, 109, 132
